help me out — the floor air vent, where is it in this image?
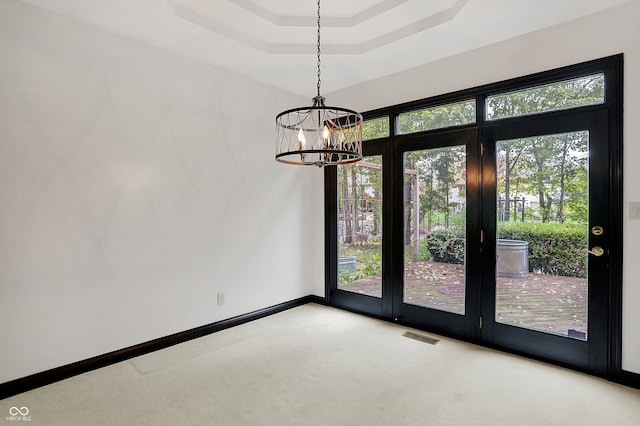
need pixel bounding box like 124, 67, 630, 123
402, 331, 440, 345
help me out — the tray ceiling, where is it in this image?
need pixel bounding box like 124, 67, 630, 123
18, 0, 637, 96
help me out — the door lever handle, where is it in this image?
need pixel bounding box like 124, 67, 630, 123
588, 246, 605, 257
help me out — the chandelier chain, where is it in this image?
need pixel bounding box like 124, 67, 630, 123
275, 0, 363, 167
316, 0, 321, 97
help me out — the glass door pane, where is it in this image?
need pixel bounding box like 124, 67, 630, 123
495, 131, 589, 339
338, 156, 383, 298
403, 146, 466, 314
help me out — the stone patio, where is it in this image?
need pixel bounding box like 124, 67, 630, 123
339, 260, 587, 339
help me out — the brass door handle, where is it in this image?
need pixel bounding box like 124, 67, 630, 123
588, 246, 605, 257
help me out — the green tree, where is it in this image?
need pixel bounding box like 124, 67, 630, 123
397, 101, 475, 134
362, 117, 389, 140
490, 75, 599, 223
361, 156, 383, 236
339, 165, 354, 244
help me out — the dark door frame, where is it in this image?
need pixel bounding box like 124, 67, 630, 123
390, 128, 481, 339
325, 139, 393, 319
325, 54, 623, 380
480, 109, 612, 374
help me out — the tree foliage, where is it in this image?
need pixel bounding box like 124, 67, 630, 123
338, 74, 602, 280
492, 75, 601, 224
397, 100, 475, 134
362, 117, 389, 140
487, 74, 604, 120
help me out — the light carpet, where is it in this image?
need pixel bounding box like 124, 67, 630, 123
2, 303, 639, 425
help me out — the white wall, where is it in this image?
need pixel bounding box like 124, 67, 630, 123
330, 1, 640, 374
0, 0, 324, 383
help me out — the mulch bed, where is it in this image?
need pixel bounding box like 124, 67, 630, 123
340, 260, 587, 338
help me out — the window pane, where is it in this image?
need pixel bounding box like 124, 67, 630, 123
397, 100, 475, 134
363, 117, 389, 140
495, 131, 589, 340
338, 156, 383, 298
403, 146, 466, 314
486, 74, 604, 120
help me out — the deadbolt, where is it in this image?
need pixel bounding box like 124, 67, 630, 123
591, 226, 604, 236
588, 246, 605, 257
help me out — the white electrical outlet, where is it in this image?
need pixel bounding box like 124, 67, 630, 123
630, 202, 640, 220
217, 292, 225, 306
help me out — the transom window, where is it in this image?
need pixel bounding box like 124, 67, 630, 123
397, 99, 476, 134
362, 117, 390, 140
486, 73, 605, 121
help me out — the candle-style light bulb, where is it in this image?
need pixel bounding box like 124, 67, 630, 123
323, 125, 330, 148
298, 128, 306, 150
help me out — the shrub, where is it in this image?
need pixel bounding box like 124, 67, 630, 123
338, 250, 381, 284
424, 222, 588, 278
424, 229, 465, 264
419, 242, 432, 261
498, 222, 587, 278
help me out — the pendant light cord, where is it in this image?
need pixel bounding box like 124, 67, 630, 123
316, 0, 321, 97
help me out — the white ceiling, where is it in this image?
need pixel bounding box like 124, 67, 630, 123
19, 0, 636, 98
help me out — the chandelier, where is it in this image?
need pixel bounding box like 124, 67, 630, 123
275, 0, 363, 167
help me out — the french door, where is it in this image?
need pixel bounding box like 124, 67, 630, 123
326, 55, 622, 377
326, 139, 392, 318
390, 128, 481, 338
480, 110, 611, 373
327, 128, 481, 330
327, 110, 614, 374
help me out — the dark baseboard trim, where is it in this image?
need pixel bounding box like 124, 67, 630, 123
620, 370, 640, 390
1, 295, 319, 400
307, 294, 327, 305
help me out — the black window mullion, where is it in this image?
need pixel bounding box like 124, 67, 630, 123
325, 54, 623, 383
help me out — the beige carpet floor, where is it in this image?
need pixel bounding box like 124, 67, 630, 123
2, 303, 639, 425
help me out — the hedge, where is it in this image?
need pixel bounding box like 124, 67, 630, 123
498, 222, 587, 278
423, 222, 587, 278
